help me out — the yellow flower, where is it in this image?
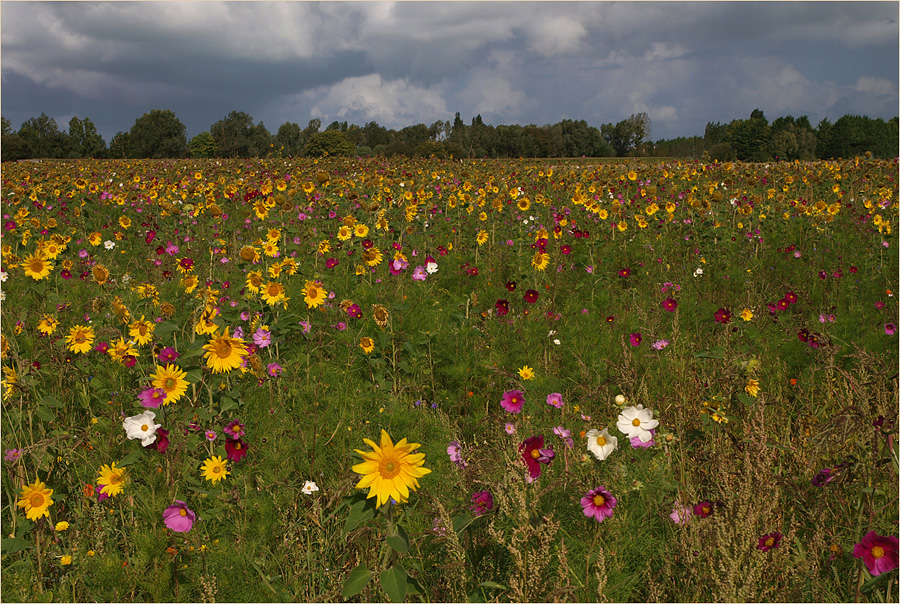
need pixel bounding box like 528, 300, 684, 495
740, 308, 754, 322
91, 264, 110, 285
17, 480, 54, 521
60, 555, 72, 566
518, 365, 535, 380
21, 251, 53, 280
65, 325, 95, 354
617, 220, 628, 232
118, 216, 131, 229
97, 462, 127, 497
38, 315, 59, 335
55, 521, 69, 532
337, 225, 352, 241
476, 230, 489, 246
318, 239, 331, 254
362, 246, 383, 267
745, 378, 760, 398
245, 270, 263, 294
239, 246, 260, 263
303, 280, 327, 309
359, 337, 375, 354
201, 456, 229, 484
352, 430, 431, 507
88, 232, 102, 246
531, 252, 549, 271
181, 274, 199, 294
203, 329, 248, 374
152, 364, 189, 404
261, 281, 287, 306
373, 304, 390, 328
128, 316, 155, 346
354, 223, 369, 238
107, 337, 137, 364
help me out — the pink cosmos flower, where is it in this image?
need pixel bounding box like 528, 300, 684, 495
163, 500, 195, 533
253, 328, 271, 348
546, 393, 563, 408
519, 435, 554, 479
412, 266, 427, 281
470, 491, 494, 516
853, 531, 899, 576
504, 423, 516, 435
670, 501, 692, 524
501, 390, 525, 414
267, 362, 283, 377
580, 487, 617, 522
629, 333, 642, 346
138, 387, 167, 409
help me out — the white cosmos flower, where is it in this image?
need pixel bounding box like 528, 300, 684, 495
301, 480, 319, 494
104, 240, 116, 250
616, 404, 659, 443
0, 270, 7, 282
122, 410, 161, 446
693, 267, 703, 277
425, 262, 438, 274
586, 428, 617, 461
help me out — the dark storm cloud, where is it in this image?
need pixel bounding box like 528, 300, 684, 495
2, 1, 897, 144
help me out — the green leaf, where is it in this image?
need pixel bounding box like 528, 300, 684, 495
386, 525, 409, 554
154, 320, 179, 341
1, 537, 33, 555
180, 345, 207, 360
341, 562, 373, 599
477, 581, 508, 591
34, 406, 55, 422
405, 574, 424, 597
183, 367, 204, 384
118, 448, 144, 467
392, 302, 412, 312
736, 393, 756, 406
402, 341, 417, 357
860, 567, 895, 594
693, 346, 724, 359
452, 513, 477, 534
343, 494, 378, 532
42, 395, 63, 408
380, 564, 408, 603
219, 396, 239, 414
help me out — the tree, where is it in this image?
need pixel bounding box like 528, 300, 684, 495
723, 109, 769, 162
601, 112, 651, 157
189, 131, 217, 158
18, 113, 68, 158
1, 117, 11, 136
362, 121, 389, 149
210, 111, 255, 158
67, 116, 106, 158
304, 130, 354, 157
275, 122, 304, 157
108, 132, 130, 159
128, 109, 188, 159
247, 122, 272, 157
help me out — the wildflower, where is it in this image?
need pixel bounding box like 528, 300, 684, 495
301, 480, 319, 494
519, 435, 554, 479
97, 463, 127, 497
205, 430, 217, 442
151, 364, 189, 405
745, 378, 760, 397
693, 501, 713, 518
580, 487, 617, 522
38, 315, 60, 335
811, 467, 834, 487
504, 423, 516, 434
470, 491, 494, 516
412, 265, 426, 280
495, 299, 510, 317
138, 387, 167, 409
201, 456, 229, 484
55, 521, 69, 532
693, 267, 703, 277
373, 304, 390, 328
670, 501, 692, 524
123, 410, 161, 447
614, 394, 627, 406
546, 393, 563, 408
617, 404, 659, 443
65, 325, 95, 354
224, 438, 248, 462
757, 531, 783, 552
17, 480, 54, 521
425, 261, 438, 274
203, 329, 248, 374
661, 297, 677, 312
651, 339, 669, 350
518, 365, 535, 380
149, 428, 169, 453
104, 240, 115, 250
303, 280, 327, 308
886, 323, 897, 336
253, 327, 272, 348
267, 362, 283, 377
586, 428, 617, 461
60, 555, 72, 566
157, 347, 179, 364
224, 420, 244, 440
523, 289, 539, 304
853, 532, 899, 576
163, 501, 196, 533
500, 390, 525, 414
447, 441, 467, 468
741, 308, 754, 321
21, 251, 53, 280
714, 308, 732, 324
4, 448, 23, 462
352, 430, 431, 507
629, 332, 642, 346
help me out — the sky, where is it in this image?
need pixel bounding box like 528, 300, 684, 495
2, 1, 898, 145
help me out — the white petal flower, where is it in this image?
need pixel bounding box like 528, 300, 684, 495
104, 240, 116, 250
616, 404, 659, 443
586, 428, 617, 461
122, 410, 161, 446
301, 480, 319, 494
425, 262, 438, 274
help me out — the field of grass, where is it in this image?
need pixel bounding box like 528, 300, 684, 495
1, 155, 897, 602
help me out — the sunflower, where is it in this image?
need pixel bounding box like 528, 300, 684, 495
262, 242, 279, 258
359, 337, 375, 354
239, 246, 260, 263
38, 315, 59, 335
97, 462, 127, 497
352, 430, 431, 507
476, 231, 489, 246
517, 197, 531, 212
745, 378, 760, 398
337, 226, 352, 241
3, 365, 18, 400
203, 329, 248, 374
119, 216, 131, 229
41, 240, 64, 259
194, 307, 219, 335
108, 337, 138, 364
128, 316, 155, 346
181, 274, 199, 294
21, 251, 53, 280
65, 325, 95, 354
88, 232, 102, 246
92, 264, 110, 285
354, 223, 369, 238
303, 280, 327, 309
532, 252, 550, 271
201, 456, 230, 484
17, 480, 54, 521
363, 247, 383, 267
152, 364, 189, 404
373, 304, 390, 328
317, 239, 331, 254
281, 257, 298, 275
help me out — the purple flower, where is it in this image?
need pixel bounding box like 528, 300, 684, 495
267, 362, 283, 377
811, 467, 833, 487
346, 304, 362, 319
232, 325, 244, 339
546, 393, 563, 408
885, 323, 896, 336
504, 423, 516, 434
581, 487, 617, 522
553, 426, 571, 439
299, 320, 311, 334
520, 435, 554, 479
412, 266, 427, 281
714, 308, 732, 324
138, 387, 167, 409
500, 390, 525, 414
629, 332, 642, 346
757, 531, 783, 552
163, 500, 195, 533
205, 430, 217, 442
447, 441, 467, 468
157, 346, 179, 364
470, 491, 494, 516
4, 448, 23, 462
670, 501, 691, 524
253, 328, 272, 348
630, 429, 655, 448
224, 420, 245, 440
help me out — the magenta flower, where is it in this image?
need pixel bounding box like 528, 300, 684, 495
853, 531, 899, 576
670, 501, 691, 524
163, 500, 195, 533
693, 501, 713, 518
885, 323, 896, 335
519, 435, 554, 479
581, 487, 617, 522
412, 266, 426, 281
325, 258, 339, 269
4, 448, 23, 462
811, 467, 834, 487
138, 387, 167, 409
253, 328, 272, 348
714, 308, 732, 324
661, 297, 678, 312
447, 441, 466, 468
470, 491, 494, 516
757, 531, 783, 552
346, 304, 362, 319
205, 430, 217, 442
501, 390, 525, 414
267, 362, 283, 377
224, 420, 245, 440
629, 332, 642, 346
157, 346, 179, 364
630, 429, 655, 448
546, 392, 563, 408
225, 438, 249, 462
147, 428, 169, 453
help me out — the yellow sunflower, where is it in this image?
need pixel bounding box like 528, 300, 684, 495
239, 246, 260, 263
373, 304, 390, 328
21, 251, 53, 280
38, 315, 59, 335
181, 274, 199, 294
518, 365, 535, 380
201, 456, 230, 484
303, 280, 327, 309
354, 223, 369, 238
261, 281, 287, 306
281, 258, 298, 275
17, 480, 54, 521
97, 462, 127, 497
151, 364, 189, 404
362, 247, 383, 267
65, 325, 95, 354
128, 316, 155, 346
352, 430, 431, 507
337, 226, 352, 241
3, 365, 18, 400
92, 264, 110, 285
108, 337, 137, 364
203, 329, 248, 374
476, 231, 489, 246
245, 271, 263, 294
532, 252, 549, 271
359, 337, 375, 354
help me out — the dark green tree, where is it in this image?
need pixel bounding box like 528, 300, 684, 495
67, 116, 106, 158
275, 122, 304, 157
128, 109, 188, 159
108, 132, 130, 159
189, 131, 217, 158
210, 111, 255, 158
601, 112, 651, 157
247, 122, 272, 157
18, 113, 68, 158
304, 130, 354, 157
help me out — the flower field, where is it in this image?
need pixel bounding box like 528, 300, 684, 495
1, 155, 898, 602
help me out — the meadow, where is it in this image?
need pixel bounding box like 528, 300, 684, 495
0, 154, 897, 602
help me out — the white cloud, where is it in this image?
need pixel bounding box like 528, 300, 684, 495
524, 16, 588, 57
855, 76, 896, 96
645, 42, 687, 61
458, 74, 530, 117
651, 106, 678, 123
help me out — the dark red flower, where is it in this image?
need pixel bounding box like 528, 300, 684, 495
523, 289, 539, 304
519, 435, 554, 479
605, 315, 615, 323
560, 244, 571, 255
797, 328, 809, 342
145, 230, 156, 245
618, 268, 631, 277
225, 438, 248, 462
505, 280, 517, 292
693, 501, 713, 518
777, 298, 790, 310
146, 428, 169, 453
325, 258, 338, 268
661, 297, 677, 312
495, 299, 509, 317
714, 308, 731, 324
757, 531, 783, 552
785, 292, 798, 304
179, 258, 194, 271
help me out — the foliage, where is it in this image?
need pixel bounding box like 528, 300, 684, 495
127, 109, 188, 159
188, 131, 216, 159
304, 130, 354, 157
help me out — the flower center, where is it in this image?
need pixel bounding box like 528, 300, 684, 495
235, 443, 242, 450
215, 341, 232, 358
138, 324, 147, 336
164, 378, 176, 390
141, 424, 149, 432
765, 537, 775, 547
632, 418, 642, 427
75, 333, 86, 344
30, 259, 44, 272
110, 471, 124, 485
29, 493, 45, 508
267, 284, 280, 296
212, 465, 221, 474
530, 449, 541, 459
872, 546, 885, 559
593, 495, 605, 507
179, 508, 187, 517
596, 436, 607, 447
379, 456, 401, 479
511, 397, 518, 404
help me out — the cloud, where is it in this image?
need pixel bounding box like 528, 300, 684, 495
855, 76, 896, 96
644, 43, 688, 61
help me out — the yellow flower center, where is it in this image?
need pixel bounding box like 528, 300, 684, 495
110, 471, 124, 485
593, 495, 605, 507
632, 418, 642, 427
307, 285, 319, 298
530, 449, 541, 459
872, 546, 885, 559
75, 334, 86, 344
179, 508, 187, 517
765, 537, 775, 547
596, 436, 607, 447
29, 493, 45, 508
267, 284, 281, 296
141, 424, 149, 432
511, 397, 518, 404
30, 259, 44, 272
163, 377, 176, 390
212, 465, 222, 474
215, 341, 232, 358
235, 443, 242, 450
379, 456, 401, 479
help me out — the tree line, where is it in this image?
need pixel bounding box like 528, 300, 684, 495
2, 107, 896, 162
